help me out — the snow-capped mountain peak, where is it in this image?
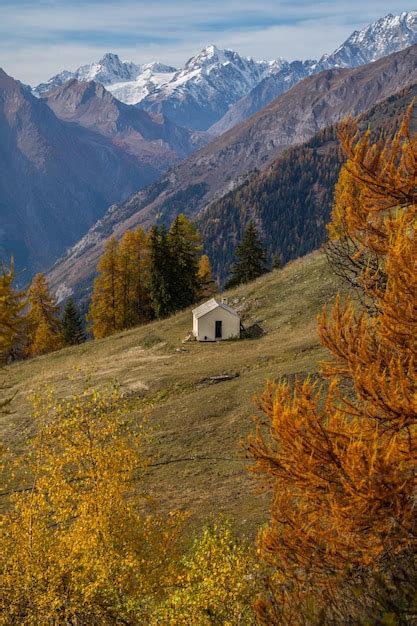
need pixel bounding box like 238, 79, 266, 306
33, 53, 177, 103
33, 11, 417, 130
322, 10, 417, 68
141, 62, 177, 73
184, 44, 234, 70
33, 52, 141, 95
137, 46, 271, 129
74, 52, 141, 84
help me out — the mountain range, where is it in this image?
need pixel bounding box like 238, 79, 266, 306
33, 11, 417, 131
0, 71, 206, 276
2, 10, 417, 293
46, 42, 417, 301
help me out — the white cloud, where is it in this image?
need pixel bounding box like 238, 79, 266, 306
1, 0, 416, 84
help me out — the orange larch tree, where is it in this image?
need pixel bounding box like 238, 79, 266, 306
118, 228, 152, 328
88, 237, 123, 339
248, 111, 417, 623
27, 273, 63, 357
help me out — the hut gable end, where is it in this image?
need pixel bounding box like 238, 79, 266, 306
192, 298, 240, 341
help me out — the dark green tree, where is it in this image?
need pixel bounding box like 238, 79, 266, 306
225, 221, 268, 288
272, 254, 282, 270
168, 214, 201, 310
61, 298, 86, 346
148, 225, 176, 319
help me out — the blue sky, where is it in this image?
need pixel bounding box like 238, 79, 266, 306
0, 1, 416, 84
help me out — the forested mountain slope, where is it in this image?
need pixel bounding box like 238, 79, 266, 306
199, 82, 417, 282
48, 45, 417, 300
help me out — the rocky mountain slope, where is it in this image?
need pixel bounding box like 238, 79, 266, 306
42, 79, 206, 170
212, 11, 417, 134
47, 44, 417, 301
321, 10, 417, 68
0, 70, 201, 278
33, 11, 417, 133
33, 47, 273, 131
136, 45, 273, 131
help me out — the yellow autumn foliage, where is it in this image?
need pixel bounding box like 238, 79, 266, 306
0, 260, 26, 361
198, 254, 217, 299
26, 273, 63, 356
0, 385, 185, 624
152, 522, 258, 625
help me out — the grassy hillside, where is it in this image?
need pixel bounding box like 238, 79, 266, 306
1, 251, 344, 535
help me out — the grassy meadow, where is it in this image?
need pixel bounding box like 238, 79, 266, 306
1, 250, 344, 535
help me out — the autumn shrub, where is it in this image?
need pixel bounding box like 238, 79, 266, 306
0, 386, 185, 624
151, 521, 259, 625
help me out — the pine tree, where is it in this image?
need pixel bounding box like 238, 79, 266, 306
88, 238, 122, 339
148, 225, 176, 319
118, 228, 152, 328
197, 254, 217, 299
168, 214, 201, 310
225, 221, 267, 288
61, 298, 86, 346
272, 254, 282, 270
27, 273, 63, 357
248, 112, 417, 624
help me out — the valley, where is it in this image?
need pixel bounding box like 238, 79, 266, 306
1, 5, 416, 622
47, 43, 417, 301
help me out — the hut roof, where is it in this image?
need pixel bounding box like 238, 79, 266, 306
192, 298, 239, 320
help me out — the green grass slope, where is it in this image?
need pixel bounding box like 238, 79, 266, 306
2, 251, 344, 534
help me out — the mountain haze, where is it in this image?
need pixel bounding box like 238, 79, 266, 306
0, 71, 204, 277
42, 79, 207, 168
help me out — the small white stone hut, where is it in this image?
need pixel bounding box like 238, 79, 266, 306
192, 298, 241, 342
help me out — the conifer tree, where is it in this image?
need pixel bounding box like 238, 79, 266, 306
0, 260, 26, 361
27, 273, 63, 357
148, 225, 176, 318
225, 221, 267, 288
248, 112, 417, 623
168, 214, 201, 309
325, 107, 417, 311
272, 254, 282, 270
61, 298, 86, 346
88, 237, 122, 339
197, 254, 217, 299
118, 228, 152, 327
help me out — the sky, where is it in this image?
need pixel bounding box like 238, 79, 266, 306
0, 0, 416, 85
